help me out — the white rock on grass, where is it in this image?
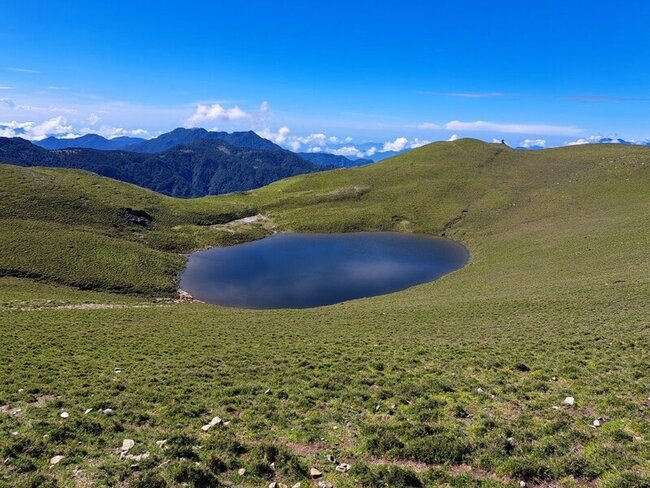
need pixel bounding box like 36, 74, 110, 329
156, 439, 167, 448
563, 396, 575, 406
201, 415, 222, 432
593, 418, 602, 427
121, 439, 135, 452
237, 468, 246, 476
84, 408, 93, 415
50, 455, 65, 465
60, 412, 69, 419
310, 467, 323, 478
336, 463, 351, 473
292, 483, 302, 488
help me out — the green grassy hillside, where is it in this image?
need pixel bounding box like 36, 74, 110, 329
1, 140, 649, 487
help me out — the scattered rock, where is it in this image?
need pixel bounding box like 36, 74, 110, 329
317, 481, 333, 488
18, 388, 24, 393
121, 208, 153, 227
84, 408, 93, 415
156, 440, 167, 448
270, 462, 276, 471
292, 483, 302, 488
125, 452, 149, 461
223, 420, 231, 426
268, 482, 277, 488
327, 454, 337, 464
121, 439, 135, 452
201, 415, 222, 432
310, 467, 323, 478
103, 408, 114, 415
519, 482, 527, 487
335, 463, 350, 473
114, 368, 122, 374
264, 388, 272, 395
237, 468, 246, 476
551, 376, 558, 381
60, 411, 70, 419
563, 396, 575, 406
50, 455, 65, 465
593, 418, 602, 427
476, 387, 484, 393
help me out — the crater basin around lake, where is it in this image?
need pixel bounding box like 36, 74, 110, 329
180, 232, 469, 309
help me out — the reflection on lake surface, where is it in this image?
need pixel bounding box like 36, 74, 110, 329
180, 232, 468, 309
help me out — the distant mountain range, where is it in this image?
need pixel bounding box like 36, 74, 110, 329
36, 134, 146, 151
33, 128, 377, 168
298, 152, 372, 167
0, 136, 330, 197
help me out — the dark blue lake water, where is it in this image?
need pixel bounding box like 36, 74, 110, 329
180, 232, 468, 309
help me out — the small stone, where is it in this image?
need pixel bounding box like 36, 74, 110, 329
114, 368, 122, 374
292, 483, 302, 488
18, 388, 24, 393
476, 387, 484, 393
268, 483, 277, 488
129, 452, 150, 461
593, 419, 601, 427
270, 462, 276, 471
519, 482, 527, 487
201, 415, 223, 432
279, 484, 289, 488
103, 408, 114, 415
264, 388, 272, 395
551, 376, 558, 381
50, 455, 65, 465
223, 420, 231, 426
84, 408, 93, 415
336, 463, 350, 473
11, 431, 18, 436
327, 454, 337, 464
237, 468, 246, 476
563, 396, 575, 406
60, 412, 69, 419
121, 439, 135, 452
310, 467, 323, 478
156, 440, 167, 448
317, 481, 333, 488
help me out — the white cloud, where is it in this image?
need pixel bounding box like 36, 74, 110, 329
9, 116, 73, 140
98, 126, 148, 139
519, 138, 546, 149
185, 103, 250, 127
331, 146, 363, 157
7, 67, 40, 74
447, 92, 505, 98
307, 146, 322, 153
444, 120, 581, 136
564, 135, 650, 146
0, 86, 12, 90
382, 137, 408, 152
448, 134, 459, 141
87, 113, 101, 126
260, 100, 270, 113
409, 138, 430, 149
0, 97, 16, 109
256, 126, 291, 145
417, 122, 440, 129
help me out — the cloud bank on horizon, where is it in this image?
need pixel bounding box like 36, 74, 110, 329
2, 96, 649, 154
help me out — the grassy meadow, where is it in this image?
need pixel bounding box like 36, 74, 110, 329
0, 139, 649, 487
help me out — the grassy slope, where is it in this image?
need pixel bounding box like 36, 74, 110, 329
0, 140, 649, 487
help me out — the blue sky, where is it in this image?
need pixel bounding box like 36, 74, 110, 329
1, 0, 649, 153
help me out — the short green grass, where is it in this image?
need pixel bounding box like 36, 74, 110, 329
1, 139, 649, 487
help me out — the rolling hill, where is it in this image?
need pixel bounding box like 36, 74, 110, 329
0, 139, 648, 487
